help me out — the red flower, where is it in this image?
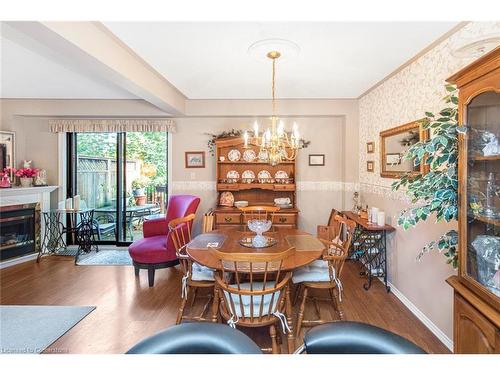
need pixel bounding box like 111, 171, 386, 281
15, 168, 38, 178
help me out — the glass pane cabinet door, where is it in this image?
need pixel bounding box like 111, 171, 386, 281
466, 91, 500, 297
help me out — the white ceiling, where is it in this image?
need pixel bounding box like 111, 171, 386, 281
0, 33, 137, 99
105, 22, 459, 99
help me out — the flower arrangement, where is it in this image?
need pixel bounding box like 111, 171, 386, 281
15, 168, 39, 178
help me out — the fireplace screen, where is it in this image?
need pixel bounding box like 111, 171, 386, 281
0, 206, 36, 260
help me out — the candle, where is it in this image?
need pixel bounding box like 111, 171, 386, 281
371, 207, 379, 224
73, 195, 80, 211
377, 211, 386, 226
253, 121, 259, 137
65, 198, 73, 210
243, 131, 249, 147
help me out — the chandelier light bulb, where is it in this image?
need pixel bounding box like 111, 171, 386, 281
277, 120, 285, 136
253, 121, 259, 137
265, 128, 272, 142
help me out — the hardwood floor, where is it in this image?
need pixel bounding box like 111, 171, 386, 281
0, 255, 449, 354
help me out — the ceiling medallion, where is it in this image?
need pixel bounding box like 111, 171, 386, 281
247, 38, 300, 62
242, 47, 300, 166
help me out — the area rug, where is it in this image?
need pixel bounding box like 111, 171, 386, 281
76, 249, 132, 266
0, 305, 95, 354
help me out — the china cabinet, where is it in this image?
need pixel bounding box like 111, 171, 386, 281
212, 137, 299, 228
446, 46, 500, 353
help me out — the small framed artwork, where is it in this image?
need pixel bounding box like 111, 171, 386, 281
386, 153, 402, 166
308, 154, 325, 166
366, 142, 375, 154
185, 151, 205, 168
367, 160, 374, 172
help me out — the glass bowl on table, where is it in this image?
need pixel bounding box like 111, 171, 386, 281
243, 219, 275, 248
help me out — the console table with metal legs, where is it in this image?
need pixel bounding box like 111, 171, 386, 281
39, 208, 98, 263
342, 211, 395, 292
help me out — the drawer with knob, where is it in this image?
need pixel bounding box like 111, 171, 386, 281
273, 214, 296, 225
215, 213, 242, 225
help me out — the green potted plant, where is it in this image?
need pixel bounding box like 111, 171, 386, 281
131, 177, 149, 206
392, 84, 460, 267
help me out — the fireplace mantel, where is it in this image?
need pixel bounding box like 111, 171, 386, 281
0, 186, 58, 268
0, 186, 59, 208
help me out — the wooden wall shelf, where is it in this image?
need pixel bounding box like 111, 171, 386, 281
470, 155, 500, 161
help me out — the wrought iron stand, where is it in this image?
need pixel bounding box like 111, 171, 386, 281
343, 211, 393, 293
39, 209, 98, 263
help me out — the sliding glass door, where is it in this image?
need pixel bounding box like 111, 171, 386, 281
68, 131, 168, 245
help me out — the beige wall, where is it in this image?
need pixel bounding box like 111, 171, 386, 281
358, 21, 500, 342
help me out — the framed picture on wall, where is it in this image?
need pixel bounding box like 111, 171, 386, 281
0, 131, 15, 170
185, 151, 205, 168
366, 142, 375, 153
367, 160, 374, 172
308, 154, 325, 166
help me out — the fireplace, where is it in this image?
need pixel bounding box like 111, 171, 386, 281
0, 205, 37, 261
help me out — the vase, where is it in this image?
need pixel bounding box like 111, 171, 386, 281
20, 177, 33, 187
134, 195, 146, 206
0, 175, 11, 188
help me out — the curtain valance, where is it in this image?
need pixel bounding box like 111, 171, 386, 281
49, 118, 176, 133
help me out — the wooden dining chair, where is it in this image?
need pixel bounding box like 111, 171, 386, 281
239, 205, 280, 225
292, 215, 356, 337
213, 247, 295, 354
317, 208, 342, 242
169, 214, 219, 324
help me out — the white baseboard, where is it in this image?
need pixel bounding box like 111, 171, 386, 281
387, 280, 453, 351
0, 253, 37, 269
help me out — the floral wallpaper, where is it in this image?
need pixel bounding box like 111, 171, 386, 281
359, 22, 500, 199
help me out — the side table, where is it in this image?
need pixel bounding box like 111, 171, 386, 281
342, 211, 395, 292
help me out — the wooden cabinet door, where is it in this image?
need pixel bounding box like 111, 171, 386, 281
455, 294, 499, 353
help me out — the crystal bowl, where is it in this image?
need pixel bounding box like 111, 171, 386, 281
247, 219, 272, 235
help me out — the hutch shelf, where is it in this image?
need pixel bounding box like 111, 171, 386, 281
446, 46, 500, 354
212, 137, 299, 229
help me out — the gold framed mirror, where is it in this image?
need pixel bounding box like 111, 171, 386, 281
380, 120, 429, 179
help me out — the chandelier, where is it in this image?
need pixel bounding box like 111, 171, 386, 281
243, 50, 300, 166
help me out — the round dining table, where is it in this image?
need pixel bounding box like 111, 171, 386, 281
186, 226, 325, 271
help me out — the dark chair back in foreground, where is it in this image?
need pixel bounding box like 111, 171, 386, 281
126, 323, 262, 354
298, 321, 426, 354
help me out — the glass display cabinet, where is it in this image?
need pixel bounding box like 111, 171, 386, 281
447, 46, 500, 354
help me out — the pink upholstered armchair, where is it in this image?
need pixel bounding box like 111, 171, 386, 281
128, 195, 201, 287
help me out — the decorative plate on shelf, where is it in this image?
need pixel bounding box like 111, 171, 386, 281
242, 170, 256, 179
228, 149, 241, 162
226, 170, 240, 179
258, 150, 269, 162
243, 149, 257, 162
219, 191, 234, 207
274, 170, 288, 179
257, 170, 272, 179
